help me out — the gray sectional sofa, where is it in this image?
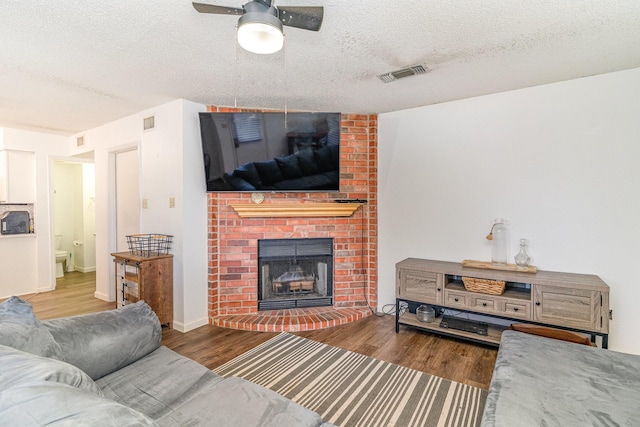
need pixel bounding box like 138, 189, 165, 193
0, 297, 335, 426
481, 330, 640, 426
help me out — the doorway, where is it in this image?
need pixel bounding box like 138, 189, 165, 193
52, 160, 96, 280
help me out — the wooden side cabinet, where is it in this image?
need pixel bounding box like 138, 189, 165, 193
112, 252, 174, 329
395, 258, 610, 347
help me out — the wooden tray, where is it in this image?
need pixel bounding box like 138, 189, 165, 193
462, 259, 537, 273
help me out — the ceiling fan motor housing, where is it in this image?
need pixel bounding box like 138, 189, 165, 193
237, 2, 284, 54
192, 1, 323, 54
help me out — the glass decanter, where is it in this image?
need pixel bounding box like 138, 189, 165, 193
514, 238, 531, 268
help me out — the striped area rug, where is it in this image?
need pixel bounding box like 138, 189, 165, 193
213, 332, 486, 427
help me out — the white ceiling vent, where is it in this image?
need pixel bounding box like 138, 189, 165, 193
378, 65, 429, 83
143, 115, 155, 131
76, 136, 84, 147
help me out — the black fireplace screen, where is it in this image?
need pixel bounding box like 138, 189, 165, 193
258, 238, 333, 310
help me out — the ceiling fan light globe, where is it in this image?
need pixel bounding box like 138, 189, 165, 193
237, 13, 284, 54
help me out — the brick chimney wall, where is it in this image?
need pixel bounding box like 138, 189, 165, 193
206, 106, 378, 320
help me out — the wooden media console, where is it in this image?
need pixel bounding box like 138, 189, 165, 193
395, 258, 610, 347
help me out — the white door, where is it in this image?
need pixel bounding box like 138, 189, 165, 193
115, 149, 140, 252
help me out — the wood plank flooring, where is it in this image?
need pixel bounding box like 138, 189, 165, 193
19, 271, 113, 319
11, 271, 498, 390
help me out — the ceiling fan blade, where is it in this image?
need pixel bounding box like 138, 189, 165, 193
192, 2, 243, 16
278, 6, 323, 31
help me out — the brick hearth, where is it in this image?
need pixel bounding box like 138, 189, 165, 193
206, 107, 378, 332
212, 307, 372, 332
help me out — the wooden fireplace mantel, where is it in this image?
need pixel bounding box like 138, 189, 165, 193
229, 202, 362, 218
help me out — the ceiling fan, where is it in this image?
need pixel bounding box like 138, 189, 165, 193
193, 0, 324, 54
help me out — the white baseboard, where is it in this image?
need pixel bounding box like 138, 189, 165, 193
172, 317, 209, 333
71, 266, 97, 273
1, 289, 52, 300
94, 291, 112, 302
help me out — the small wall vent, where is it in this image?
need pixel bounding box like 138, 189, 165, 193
378, 65, 429, 83
143, 115, 155, 131
76, 136, 84, 147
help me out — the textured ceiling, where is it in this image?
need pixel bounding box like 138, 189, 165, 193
1, 0, 639, 135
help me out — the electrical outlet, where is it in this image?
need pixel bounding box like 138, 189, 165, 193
142, 199, 148, 209
169, 197, 175, 208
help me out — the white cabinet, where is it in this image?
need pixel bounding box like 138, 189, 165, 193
0, 150, 36, 202
0, 151, 6, 202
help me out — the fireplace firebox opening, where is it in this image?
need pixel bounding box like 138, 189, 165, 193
258, 238, 333, 311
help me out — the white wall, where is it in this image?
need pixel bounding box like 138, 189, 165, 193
180, 102, 210, 332
69, 99, 208, 332
81, 163, 96, 271
378, 67, 640, 354
0, 128, 68, 297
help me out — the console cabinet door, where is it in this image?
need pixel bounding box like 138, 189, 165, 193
533, 285, 603, 332
397, 269, 443, 305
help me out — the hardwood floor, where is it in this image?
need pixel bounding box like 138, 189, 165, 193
13, 272, 498, 390
12, 271, 113, 319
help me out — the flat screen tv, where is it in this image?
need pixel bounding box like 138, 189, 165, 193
198, 112, 341, 192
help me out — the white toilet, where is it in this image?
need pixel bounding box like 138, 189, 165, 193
55, 235, 67, 278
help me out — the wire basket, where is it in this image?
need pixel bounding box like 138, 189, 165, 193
126, 234, 173, 257
462, 277, 506, 295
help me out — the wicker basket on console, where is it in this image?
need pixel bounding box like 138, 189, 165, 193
462, 277, 506, 295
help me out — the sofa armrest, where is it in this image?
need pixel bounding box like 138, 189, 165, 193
42, 301, 161, 380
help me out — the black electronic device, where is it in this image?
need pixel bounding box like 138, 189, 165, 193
0, 211, 30, 235
334, 199, 368, 204
198, 112, 341, 192
439, 315, 489, 336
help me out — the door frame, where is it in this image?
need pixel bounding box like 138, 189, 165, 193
48, 154, 96, 290
106, 143, 141, 301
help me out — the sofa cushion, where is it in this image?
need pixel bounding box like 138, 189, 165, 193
482, 330, 640, 427
272, 170, 339, 191
232, 162, 263, 189
313, 145, 336, 173
0, 381, 158, 426
157, 376, 323, 427
0, 344, 102, 396
254, 159, 284, 186
276, 155, 303, 179
43, 301, 161, 380
0, 296, 64, 360
327, 143, 339, 164
97, 346, 225, 420
224, 173, 256, 191
296, 149, 320, 175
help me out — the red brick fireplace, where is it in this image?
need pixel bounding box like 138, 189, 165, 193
206, 106, 378, 332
